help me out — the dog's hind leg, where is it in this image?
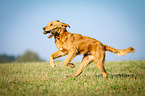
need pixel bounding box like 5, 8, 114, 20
67, 54, 93, 77
93, 51, 108, 78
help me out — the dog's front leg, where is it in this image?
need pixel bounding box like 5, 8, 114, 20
63, 50, 77, 68
49, 50, 67, 68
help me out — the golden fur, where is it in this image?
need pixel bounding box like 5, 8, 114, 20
43, 20, 135, 77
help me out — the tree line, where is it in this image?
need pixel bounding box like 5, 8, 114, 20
0, 50, 44, 63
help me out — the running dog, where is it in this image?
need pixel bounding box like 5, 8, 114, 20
43, 20, 135, 78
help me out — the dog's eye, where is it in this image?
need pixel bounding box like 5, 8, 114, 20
50, 24, 53, 26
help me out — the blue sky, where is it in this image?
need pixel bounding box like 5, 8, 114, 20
0, 0, 145, 61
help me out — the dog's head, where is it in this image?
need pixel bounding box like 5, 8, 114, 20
43, 20, 70, 38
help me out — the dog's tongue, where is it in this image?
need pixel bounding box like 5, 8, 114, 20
48, 33, 52, 38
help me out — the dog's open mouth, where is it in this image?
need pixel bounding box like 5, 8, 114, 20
43, 31, 53, 38
47, 33, 53, 38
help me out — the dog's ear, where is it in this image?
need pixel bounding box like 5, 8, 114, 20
61, 23, 70, 28
56, 20, 60, 22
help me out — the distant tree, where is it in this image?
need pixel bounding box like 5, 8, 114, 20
0, 54, 15, 63
16, 50, 43, 62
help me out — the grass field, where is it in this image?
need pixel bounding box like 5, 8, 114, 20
0, 60, 145, 96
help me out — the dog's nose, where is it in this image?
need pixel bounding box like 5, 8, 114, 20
43, 27, 46, 30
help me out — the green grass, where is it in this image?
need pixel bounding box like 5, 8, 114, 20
0, 61, 145, 96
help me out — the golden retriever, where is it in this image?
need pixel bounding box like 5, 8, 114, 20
43, 20, 135, 78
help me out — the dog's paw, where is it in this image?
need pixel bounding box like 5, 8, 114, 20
66, 75, 69, 78
50, 63, 56, 68
66, 75, 71, 77
66, 74, 77, 78
68, 63, 75, 68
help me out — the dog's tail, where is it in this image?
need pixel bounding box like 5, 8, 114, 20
103, 45, 135, 56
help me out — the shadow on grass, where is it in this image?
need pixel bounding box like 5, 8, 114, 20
94, 73, 137, 79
